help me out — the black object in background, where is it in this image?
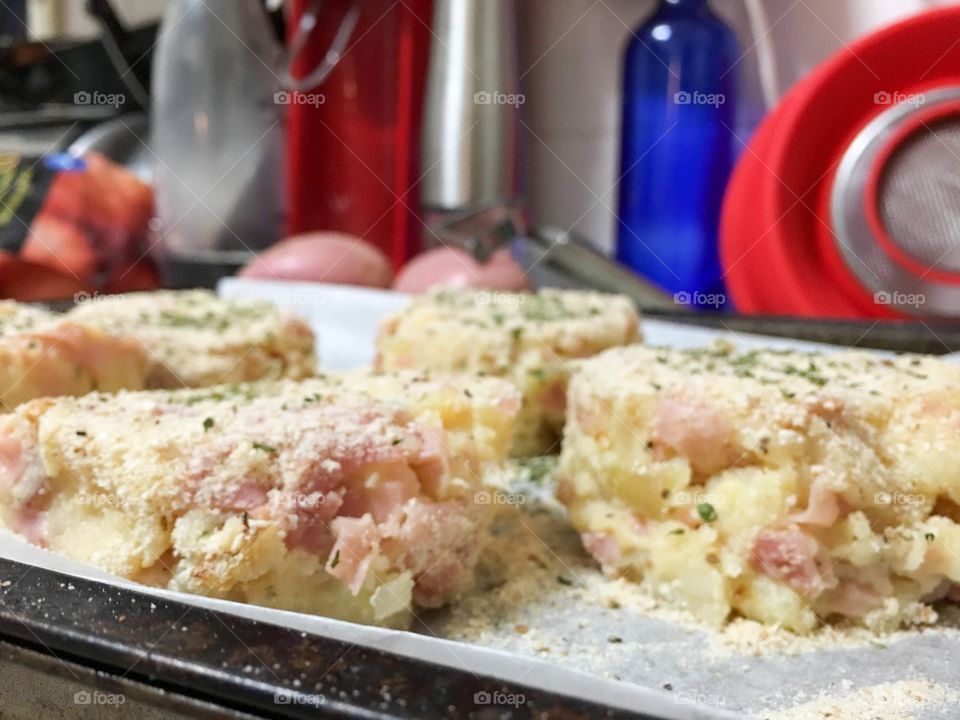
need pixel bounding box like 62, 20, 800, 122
0, 17, 157, 115
0, 1, 27, 39
0, 154, 56, 252
84, 0, 151, 109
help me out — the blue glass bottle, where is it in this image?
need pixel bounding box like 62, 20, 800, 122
616, 0, 739, 310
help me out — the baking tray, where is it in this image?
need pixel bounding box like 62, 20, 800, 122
3, 280, 959, 719
641, 309, 960, 356
0, 557, 650, 719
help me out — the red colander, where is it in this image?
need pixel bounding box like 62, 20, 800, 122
721, 6, 960, 319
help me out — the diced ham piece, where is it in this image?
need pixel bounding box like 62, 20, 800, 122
540, 380, 567, 415
220, 481, 270, 512
281, 489, 343, 556
327, 515, 381, 594
412, 561, 464, 608
0, 434, 23, 494
364, 477, 419, 523
386, 499, 476, 607
339, 463, 420, 522
288, 457, 342, 496
0, 424, 50, 545
407, 426, 448, 492
791, 478, 843, 527
751, 529, 825, 596
582, 531, 620, 566
654, 394, 737, 476
11, 500, 46, 545
323, 498, 478, 604
820, 581, 883, 618
12, 510, 45, 545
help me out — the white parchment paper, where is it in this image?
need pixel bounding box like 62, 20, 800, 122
1, 279, 956, 720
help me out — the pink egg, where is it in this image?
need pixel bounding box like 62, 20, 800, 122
393, 247, 531, 294
239, 232, 393, 288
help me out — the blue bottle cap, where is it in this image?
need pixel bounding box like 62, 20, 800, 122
43, 153, 87, 173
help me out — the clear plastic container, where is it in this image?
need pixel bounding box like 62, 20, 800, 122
151, 0, 286, 287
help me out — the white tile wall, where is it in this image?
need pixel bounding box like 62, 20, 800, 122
518, 0, 653, 253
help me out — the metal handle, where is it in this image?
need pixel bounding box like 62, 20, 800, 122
84, 0, 151, 109
523, 227, 677, 311
421, 0, 520, 211
279, 0, 364, 92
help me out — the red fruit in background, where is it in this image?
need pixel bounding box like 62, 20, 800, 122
239, 232, 394, 288
392, 246, 531, 294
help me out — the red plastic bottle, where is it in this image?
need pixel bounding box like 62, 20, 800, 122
286, 0, 433, 271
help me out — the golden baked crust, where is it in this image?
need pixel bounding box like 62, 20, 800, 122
0, 301, 149, 410
0, 371, 519, 627
67, 290, 316, 388
375, 288, 641, 455
559, 342, 960, 633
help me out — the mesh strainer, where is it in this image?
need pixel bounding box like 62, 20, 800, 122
721, 6, 960, 319
832, 89, 960, 317
879, 122, 960, 274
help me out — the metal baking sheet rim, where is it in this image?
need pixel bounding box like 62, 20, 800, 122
0, 530, 739, 720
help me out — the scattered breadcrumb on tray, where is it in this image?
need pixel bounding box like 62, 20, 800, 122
760, 680, 960, 720
419, 460, 960, 720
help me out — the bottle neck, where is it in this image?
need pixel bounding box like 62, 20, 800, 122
659, 0, 711, 12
